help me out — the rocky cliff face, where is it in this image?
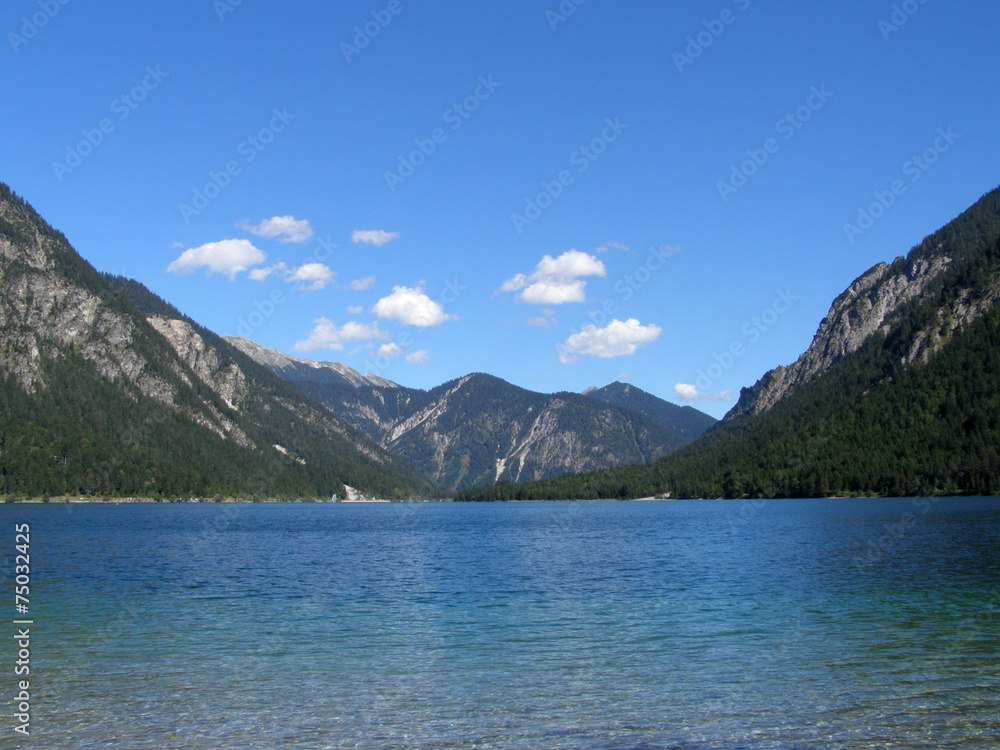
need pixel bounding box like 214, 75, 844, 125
726, 194, 1000, 423
0, 224, 157, 395
225, 336, 398, 389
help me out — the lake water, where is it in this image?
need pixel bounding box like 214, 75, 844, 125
5, 497, 1000, 749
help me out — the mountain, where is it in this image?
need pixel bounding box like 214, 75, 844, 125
224, 337, 400, 390
0, 182, 435, 500
224, 336, 434, 445
457, 186, 1000, 500
226, 338, 691, 491
583, 381, 717, 440
726, 189, 1000, 423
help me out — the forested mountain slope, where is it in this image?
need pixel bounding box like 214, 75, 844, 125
0, 182, 435, 499
458, 187, 1000, 500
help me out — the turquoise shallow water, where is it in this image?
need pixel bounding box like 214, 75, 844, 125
4, 497, 1000, 749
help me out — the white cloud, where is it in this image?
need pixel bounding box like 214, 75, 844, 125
166, 239, 266, 280
348, 276, 376, 290
240, 216, 314, 244
292, 318, 389, 352
248, 262, 288, 281
286, 262, 334, 291
558, 318, 661, 364
674, 384, 732, 402
372, 285, 455, 327
346, 305, 364, 314
248, 261, 333, 291
595, 241, 629, 254
499, 273, 528, 293
352, 230, 399, 247
406, 349, 432, 364
520, 279, 588, 305
500, 249, 606, 305
377, 342, 403, 358
169, 241, 184, 249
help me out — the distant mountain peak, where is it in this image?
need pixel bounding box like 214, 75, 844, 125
584, 381, 717, 442
224, 336, 400, 389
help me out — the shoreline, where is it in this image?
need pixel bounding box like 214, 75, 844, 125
0, 496, 452, 504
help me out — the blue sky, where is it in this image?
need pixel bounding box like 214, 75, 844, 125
3, 0, 998, 418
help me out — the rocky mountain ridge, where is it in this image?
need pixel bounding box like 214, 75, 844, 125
224, 337, 399, 389
727, 187, 1000, 421
226, 337, 709, 491
584, 381, 717, 440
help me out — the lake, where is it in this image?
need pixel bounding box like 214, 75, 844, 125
5, 497, 999, 749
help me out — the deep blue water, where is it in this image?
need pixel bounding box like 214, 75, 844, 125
3, 497, 1000, 749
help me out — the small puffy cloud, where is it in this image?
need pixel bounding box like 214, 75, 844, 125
293, 318, 389, 352
377, 342, 403, 358
240, 216, 314, 244
286, 262, 334, 291
248, 261, 333, 291
248, 262, 288, 281
352, 230, 399, 247
499, 273, 528, 293
500, 249, 606, 305
558, 318, 661, 364
167, 239, 266, 280
372, 285, 455, 327
346, 305, 364, 314
595, 241, 629, 254
520, 279, 587, 305
169, 241, 185, 249
674, 384, 732, 402
348, 276, 376, 290
406, 349, 432, 364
